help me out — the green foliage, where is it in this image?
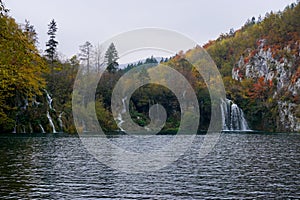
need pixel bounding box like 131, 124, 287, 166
45, 19, 58, 63
105, 43, 119, 73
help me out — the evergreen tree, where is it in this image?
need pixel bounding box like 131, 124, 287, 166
45, 19, 58, 63
104, 43, 119, 73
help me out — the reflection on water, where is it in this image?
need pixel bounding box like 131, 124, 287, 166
0, 133, 299, 199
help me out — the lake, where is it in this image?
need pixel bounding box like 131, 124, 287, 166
0, 132, 299, 199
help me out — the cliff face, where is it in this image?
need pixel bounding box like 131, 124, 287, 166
232, 40, 300, 132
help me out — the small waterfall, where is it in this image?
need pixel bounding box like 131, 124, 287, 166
115, 96, 127, 131
58, 112, 64, 132
44, 89, 55, 111
29, 123, 33, 133
220, 99, 250, 131
12, 123, 17, 133
116, 113, 125, 132
121, 96, 127, 114
47, 111, 57, 133
39, 124, 46, 133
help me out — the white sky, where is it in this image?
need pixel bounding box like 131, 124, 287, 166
5, 0, 296, 63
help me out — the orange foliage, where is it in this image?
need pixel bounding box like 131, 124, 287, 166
249, 77, 272, 100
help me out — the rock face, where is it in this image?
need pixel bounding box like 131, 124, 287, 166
232, 40, 300, 132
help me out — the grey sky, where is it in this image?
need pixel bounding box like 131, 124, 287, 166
5, 0, 296, 62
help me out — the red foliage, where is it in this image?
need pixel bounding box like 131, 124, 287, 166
249, 77, 270, 99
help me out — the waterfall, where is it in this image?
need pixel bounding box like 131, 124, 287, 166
58, 112, 64, 132
121, 96, 127, 114
47, 111, 57, 133
116, 113, 125, 132
12, 123, 17, 133
220, 99, 251, 131
39, 124, 46, 133
44, 89, 55, 111
115, 96, 127, 131
29, 123, 33, 133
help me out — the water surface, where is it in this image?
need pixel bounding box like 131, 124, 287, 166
0, 133, 299, 199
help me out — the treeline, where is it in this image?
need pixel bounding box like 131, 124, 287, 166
1, 0, 299, 133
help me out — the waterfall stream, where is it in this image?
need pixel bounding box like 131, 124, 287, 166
39, 124, 46, 133
58, 112, 64, 132
44, 89, 54, 111
220, 99, 251, 131
47, 111, 57, 133
116, 96, 127, 131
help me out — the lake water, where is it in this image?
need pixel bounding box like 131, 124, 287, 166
0, 133, 299, 199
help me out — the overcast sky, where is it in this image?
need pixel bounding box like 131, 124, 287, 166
5, 0, 296, 62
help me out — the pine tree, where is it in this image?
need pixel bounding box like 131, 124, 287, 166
45, 19, 58, 63
104, 43, 119, 73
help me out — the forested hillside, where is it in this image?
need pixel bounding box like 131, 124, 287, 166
204, 2, 300, 131
0, 0, 299, 133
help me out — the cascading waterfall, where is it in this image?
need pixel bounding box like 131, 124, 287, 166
29, 123, 33, 133
47, 111, 57, 133
44, 89, 54, 110
116, 96, 127, 131
44, 89, 61, 133
220, 99, 251, 131
116, 113, 125, 132
12, 123, 17, 133
58, 112, 64, 132
39, 124, 46, 133
11, 90, 62, 133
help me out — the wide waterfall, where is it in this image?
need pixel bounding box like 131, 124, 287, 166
220, 99, 251, 131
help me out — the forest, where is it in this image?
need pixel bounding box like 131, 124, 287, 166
0, 0, 299, 133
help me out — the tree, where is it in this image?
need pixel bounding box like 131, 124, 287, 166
0, 13, 47, 131
45, 19, 58, 63
23, 19, 38, 46
104, 42, 119, 73
79, 41, 93, 73
0, 0, 8, 16
94, 43, 104, 73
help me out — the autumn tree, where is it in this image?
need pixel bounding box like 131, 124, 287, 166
0, 13, 47, 131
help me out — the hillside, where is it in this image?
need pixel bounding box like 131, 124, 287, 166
204, 2, 300, 131
0, 1, 299, 133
